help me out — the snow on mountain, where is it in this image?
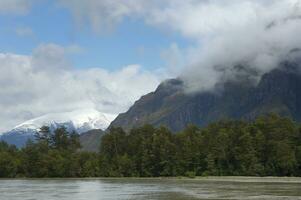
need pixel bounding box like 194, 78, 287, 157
13, 109, 112, 134
0, 109, 115, 147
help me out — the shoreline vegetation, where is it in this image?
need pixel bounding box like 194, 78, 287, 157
1, 114, 301, 178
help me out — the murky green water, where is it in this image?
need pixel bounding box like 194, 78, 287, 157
0, 178, 301, 200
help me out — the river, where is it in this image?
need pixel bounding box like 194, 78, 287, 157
1, 177, 301, 200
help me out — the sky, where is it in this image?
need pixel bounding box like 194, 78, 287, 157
0, 0, 189, 70
1, 0, 301, 132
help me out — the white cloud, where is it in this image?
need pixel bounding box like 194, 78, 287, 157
58, 0, 147, 32
160, 43, 186, 76
0, 44, 163, 132
15, 26, 34, 37
58, 0, 301, 92
31, 43, 71, 71
174, 0, 301, 92
0, 0, 34, 15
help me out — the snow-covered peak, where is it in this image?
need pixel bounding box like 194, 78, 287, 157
13, 109, 114, 134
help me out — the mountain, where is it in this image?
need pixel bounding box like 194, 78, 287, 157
79, 129, 105, 152
1, 109, 111, 147
110, 62, 301, 132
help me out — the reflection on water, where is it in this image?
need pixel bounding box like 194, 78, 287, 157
0, 178, 301, 200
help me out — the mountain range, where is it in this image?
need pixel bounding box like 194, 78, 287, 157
0, 109, 111, 148
2, 61, 301, 151
110, 61, 301, 132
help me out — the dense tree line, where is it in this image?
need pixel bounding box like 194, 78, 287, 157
0, 126, 99, 177
1, 114, 301, 177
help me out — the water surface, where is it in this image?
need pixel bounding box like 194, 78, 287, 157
1, 177, 301, 200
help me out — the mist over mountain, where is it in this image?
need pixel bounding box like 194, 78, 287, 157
168, 1, 301, 93
110, 60, 301, 132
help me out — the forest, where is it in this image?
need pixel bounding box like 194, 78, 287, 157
0, 114, 301, 178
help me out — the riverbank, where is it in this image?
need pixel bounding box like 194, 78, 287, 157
188, 176, 301, 183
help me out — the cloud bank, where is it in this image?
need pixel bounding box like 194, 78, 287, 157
59, 0, 301, 91
0, 44, 163, 132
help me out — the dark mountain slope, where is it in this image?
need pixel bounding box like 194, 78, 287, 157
110, 64, 301, 132
79, 129, 105, 152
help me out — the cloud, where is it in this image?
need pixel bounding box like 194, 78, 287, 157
15, 26, 34, 37
0, 44, 163, 132
160, 0, 301, 92
160, 43, 186, 76
58, 0, 301, 92
31, 43, 71, 71
58, 0, 147, 32
0, 0, 34, 15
